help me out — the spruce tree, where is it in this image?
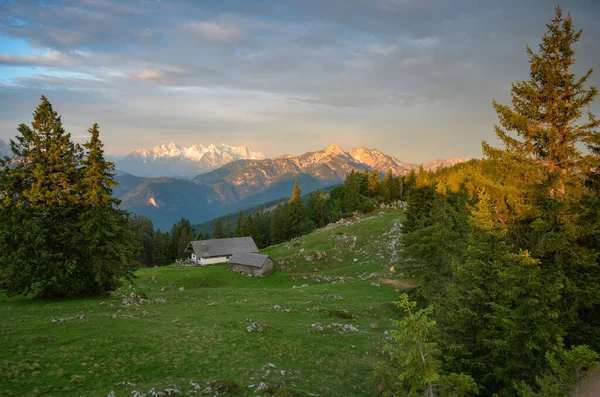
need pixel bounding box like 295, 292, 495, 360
381, 169, 396, 203
77, 123, 135, 292
431, 7, 600, 393
481, 5, 600, 348
213, 219, 225, 239
79, 123, 116, 206
153, 229, 171, 266
270, 203, 289, 244
368, 169, 381, 198
234, 210, 245, 237
224, 216, 233, 238
287, 180, 304, 238
343, 171, 361, 213
243, 214, 256, 241
0, 97, 134, 296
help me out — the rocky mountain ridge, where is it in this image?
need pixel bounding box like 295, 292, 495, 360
190, 144, 413, 203
0, 139, 10, 158
115, 142, 265, 177
115, 144, 470, 228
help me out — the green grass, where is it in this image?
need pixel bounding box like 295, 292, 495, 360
0, 209, 411, 397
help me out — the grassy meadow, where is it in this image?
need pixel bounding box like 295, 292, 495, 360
0, 209, 413, 396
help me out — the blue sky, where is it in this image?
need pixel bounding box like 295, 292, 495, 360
1, 0, 599, 161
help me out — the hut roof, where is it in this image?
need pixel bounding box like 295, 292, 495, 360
229, 252, 271, 268
186, 237, 258, 258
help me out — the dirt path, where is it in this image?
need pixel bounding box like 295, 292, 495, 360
377, 278, 419, 290
574, 369, 600, 397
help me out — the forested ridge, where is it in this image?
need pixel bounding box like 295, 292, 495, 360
129, 166, 410, 267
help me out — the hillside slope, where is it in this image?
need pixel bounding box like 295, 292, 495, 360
0, 208, 415, 396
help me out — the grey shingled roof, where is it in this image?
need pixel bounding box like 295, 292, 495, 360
229, 252, 271, 268
187, 237, 258, 258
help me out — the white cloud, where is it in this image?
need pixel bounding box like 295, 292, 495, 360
186, 21, 243, 42
367, 43, 399, 55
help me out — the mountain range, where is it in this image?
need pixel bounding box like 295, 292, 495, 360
114, 143, 265, 178
0, 139, 10, 158
114, 144, 468, 228
0, 137, 469, 229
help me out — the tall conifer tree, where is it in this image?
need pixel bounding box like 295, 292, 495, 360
287, 180, 304, 238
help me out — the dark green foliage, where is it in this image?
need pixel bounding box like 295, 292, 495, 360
382, 169, 400, 203
234, 210, 245, 237
343, 171, 362, 214
368, 169, 381, 198
516, 339, 599, 397
306, 189, 330, 229
242, 213, 256, 240
401, 183, 470, 304
382, 294, 478, 397
213, 219, 225, 239
170, 218, 193, 259
223, 216, 233, 238
0, 96, 135, 297
287, 179, 304, 238
152, 229, 171, 266
130, 216, 155, 267
270, 203, 289, 245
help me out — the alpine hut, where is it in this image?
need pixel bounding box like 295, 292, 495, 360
229, 252, 274, 277
185, 237, 258, 265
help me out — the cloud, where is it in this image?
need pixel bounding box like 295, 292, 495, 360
186, 21, 244, 42
0, 0, 598, 162
0, 50, 70, 67
367, 44, 398, 55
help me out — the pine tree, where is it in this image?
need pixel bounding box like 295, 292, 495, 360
381, 169, 396, 203
234, 210, 245, 237
386, 294, 478, 397
253, 212, 268, 248
343, 171, 361, 213
270, 203, 289, 244
480, 5, 600, 350
307, 189, 329, 228
428, 7, 600, 393
368, 169, 381, 198
75, 123, 135, 292
3, 95, 82, 208
243, 214, 256, 241
360, 169, 370, 197
287, 179, 304, 238
0, 97, 83, 296
213, 219, 225, 239
79, 123, 116, 206
0, 97, 134, 296
223, 216, 233, 238
153, 229, 171, 266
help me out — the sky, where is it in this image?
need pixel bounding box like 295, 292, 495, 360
0, 0, 599, 162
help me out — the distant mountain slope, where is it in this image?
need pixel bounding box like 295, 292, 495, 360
421, 158, 471, 171
0, 139, 10, 158
114, 144, 470, 229
349, 147, 414, 175
115, 142, 265, 178
191, 144, 411, 204
116, 176, 221, 229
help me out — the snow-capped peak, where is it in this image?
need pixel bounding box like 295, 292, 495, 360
118, 142, 266, 178
324, 143, 346, 155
